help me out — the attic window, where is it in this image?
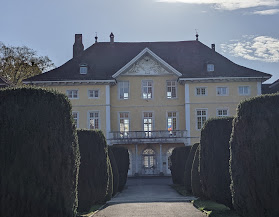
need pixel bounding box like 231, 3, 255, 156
80, 64, 88, 74
207, 64, 214, 72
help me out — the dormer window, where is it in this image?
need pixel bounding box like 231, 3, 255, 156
80, 64, 88, 74
207, 63, 214, 72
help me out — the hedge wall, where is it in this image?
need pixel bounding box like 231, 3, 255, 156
200, 117, 233, 208
184, 143, 199, 193
110, 146, 129, 191
170, 146, 191, 185
191, 144, 203, 198
0, 87, 80, 217
230, 93, 279, 217
77, 130, 111, 212
108, 147, 119, 196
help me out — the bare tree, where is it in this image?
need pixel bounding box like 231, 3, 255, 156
0, 42, 55, 85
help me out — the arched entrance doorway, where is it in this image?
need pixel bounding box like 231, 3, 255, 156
166, 147, 175, 175
142, 148, 156, 175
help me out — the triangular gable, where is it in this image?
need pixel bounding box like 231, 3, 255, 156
112, 47, 182, 78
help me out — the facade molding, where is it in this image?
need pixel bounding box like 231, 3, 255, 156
23, 80, 116, 85
106, 85, 111, 144
185, 84, 191, 145
179, 76, 270, 83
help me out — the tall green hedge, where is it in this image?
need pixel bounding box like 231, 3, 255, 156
230, 93, 279, 217
110, 146, 129, 191
170, 146, 191, 185
77, 130, 111, 213
108, 147, 119, 196
184, 143, 199, 193
0, 87, 80, 217
200, 117, 233, 208
191, 144, 203, 198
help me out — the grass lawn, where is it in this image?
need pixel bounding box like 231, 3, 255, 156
193, 199, 241, 217
170, 184, 192, 196
77, 204, 104, 217
171, 184, 240, 217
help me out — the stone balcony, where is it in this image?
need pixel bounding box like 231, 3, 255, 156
108, 130, 188, 145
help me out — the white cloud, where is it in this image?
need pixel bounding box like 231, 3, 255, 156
253, 9, 279, 15
156, 0, 279, 10
221, 36, 279, 62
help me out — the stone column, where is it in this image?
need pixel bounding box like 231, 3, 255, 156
135, 144, 138, 175
159, 144, 163, 175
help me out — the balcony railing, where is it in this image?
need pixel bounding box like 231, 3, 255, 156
108, 130, 188, 144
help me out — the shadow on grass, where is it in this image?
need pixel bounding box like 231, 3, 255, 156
77, 204, 104, 217
193, 199, 240, 217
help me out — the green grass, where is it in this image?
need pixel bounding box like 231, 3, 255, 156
193, 199, 241, 217
77, 204, 104, 217
171, 184, 192, 196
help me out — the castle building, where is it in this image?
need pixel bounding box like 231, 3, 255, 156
24, 33, 271, 176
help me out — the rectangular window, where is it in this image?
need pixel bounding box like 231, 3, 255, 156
166, 81, 177, 99
143, 112, 153, 137
217, 87, 228, 96
88, 89, 99, 98
80, 66, 88, 74
167, 112, 177, 135
196, 87, 207, 96
207, 64, 214, 72
142, 80, 153, 99
88, 111, 100, 129
238, 86, 250, 95
196, 109, 207, 130
119, 112, 129, 137
217, 109, 228, 117
72, 111, 79, 128
118, 81, 129, 99
66, 90, 78, 99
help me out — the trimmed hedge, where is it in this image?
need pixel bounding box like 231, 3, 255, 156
200, 117, 233, 208
0, 87, 80, 217
110, 146, 129, 191
184, 143, 199, 193
108, 147, 119, 196
104, 158, 113, 202
170, 146, 191, 185
77, 130, 111, 212
230, 93, 279, 217
191, 144, 203, 198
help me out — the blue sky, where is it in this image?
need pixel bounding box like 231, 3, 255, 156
1, 0, 278, 83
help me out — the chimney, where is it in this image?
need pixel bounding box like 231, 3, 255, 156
211, 44, 215, 51
73, 34, 84, 58
110, 32, 114, 43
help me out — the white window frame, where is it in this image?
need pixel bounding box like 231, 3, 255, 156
216, 108, 229, 117
88, 89, 100, 99
238, 86, 250, 96
166, 80, 177, 99
119, 112, 130, 137
72, 111, 79, 128
87, 111, 100, 130
207, 64, 214, 72
142, 80, 153, 99
66, 90, 79, 99
216, 87, 229, 96
118, 81, 130, 100
142, 111, 154, 137
196, 108, 208, 130
80, 64, 88, 74
167, 111, 178, 136
195, 87, 207, 96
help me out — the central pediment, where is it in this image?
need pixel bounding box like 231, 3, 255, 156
122, 55, 172, 76
112, 48, 182, 78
